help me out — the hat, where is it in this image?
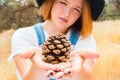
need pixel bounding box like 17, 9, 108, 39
36, 0, 105, 21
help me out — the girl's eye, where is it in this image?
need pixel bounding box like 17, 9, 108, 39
59, 1, 67, 5
74, 8, 81, 14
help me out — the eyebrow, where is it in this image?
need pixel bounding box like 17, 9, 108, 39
64, 0, 82, 9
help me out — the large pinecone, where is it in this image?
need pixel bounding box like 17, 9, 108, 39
42, 34, 71, 64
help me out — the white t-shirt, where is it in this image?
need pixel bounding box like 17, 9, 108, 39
8, 23, 96, 80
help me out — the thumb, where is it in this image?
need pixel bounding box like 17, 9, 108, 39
71, 50, 99, 59
20, 47, 41, 59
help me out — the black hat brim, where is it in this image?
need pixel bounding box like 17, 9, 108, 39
36, 0, 105, 21
89, 0, 105, 20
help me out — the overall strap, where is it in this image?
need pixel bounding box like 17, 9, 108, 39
33, 23, 45, 45
33, 23, 79, 46
69, 30, 79, 46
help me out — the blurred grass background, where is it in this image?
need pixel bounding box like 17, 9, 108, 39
92, 20, 120, 80
0, 29, 17, 80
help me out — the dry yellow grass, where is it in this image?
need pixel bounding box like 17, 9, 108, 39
92, 20, 120, 80
0, 20, 120, 80
0, 29, 17, 80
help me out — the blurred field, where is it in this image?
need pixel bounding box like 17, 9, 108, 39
0, 20, 120, 80
92, 20, 120, 80
0, 29, 17, 80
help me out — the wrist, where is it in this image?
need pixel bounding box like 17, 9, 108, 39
23, 64, 42, 80
79, 60, 94, 79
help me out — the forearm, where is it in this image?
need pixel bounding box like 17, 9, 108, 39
23, 63, 49, 80
23, 64, 38, 80
14, 55, 37, 80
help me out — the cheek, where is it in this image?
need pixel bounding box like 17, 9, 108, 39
74, 13, 81, 20
51, 6, 61, 18
71, 15, 80, 24
51, 3, 64, 16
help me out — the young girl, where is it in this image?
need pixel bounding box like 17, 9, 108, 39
9, 0, 105, 80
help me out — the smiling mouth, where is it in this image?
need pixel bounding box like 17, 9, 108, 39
59, 17, 68, 23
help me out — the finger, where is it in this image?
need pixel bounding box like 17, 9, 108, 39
63, 62, 72, 68
55, 72, 64, 79
64, 68, 72, 75
46, 70, 55, 77
64, 57, 83, 75
64, 68, 77, 75
42, 63, 56, 70
20, 47, 40, 59
31, 52, 56, 70
64, 67, 81, 75
71, 50, 99, 59
55, 64, 65, 72
55, 62, 72, 72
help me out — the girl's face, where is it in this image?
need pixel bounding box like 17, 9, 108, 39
51, 0, 83, 29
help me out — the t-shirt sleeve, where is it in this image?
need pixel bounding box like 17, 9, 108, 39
74, 35, 97, 63
8, 27, 36, 61
75, 35, 96, 52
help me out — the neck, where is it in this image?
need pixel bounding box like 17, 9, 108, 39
42, 20, 68, 35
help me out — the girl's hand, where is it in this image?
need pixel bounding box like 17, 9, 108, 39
53, 50, 99, 79
20, 47, 56, 71
20, 47, 73, 79
64, 51, 99, 74
46, 62, 72, 79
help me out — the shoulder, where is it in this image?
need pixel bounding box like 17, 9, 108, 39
79, 34, 95, 42
75, 34, 96, 52
11, 25, 38, 45
13, 26, 34, 35
13, 23, 43, 37
12, 25, 37, 38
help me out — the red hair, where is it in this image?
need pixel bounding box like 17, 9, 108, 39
81, 0, 93, 38
38, 0, 54, 20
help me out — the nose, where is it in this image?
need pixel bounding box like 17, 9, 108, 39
63, 7, 72, 17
